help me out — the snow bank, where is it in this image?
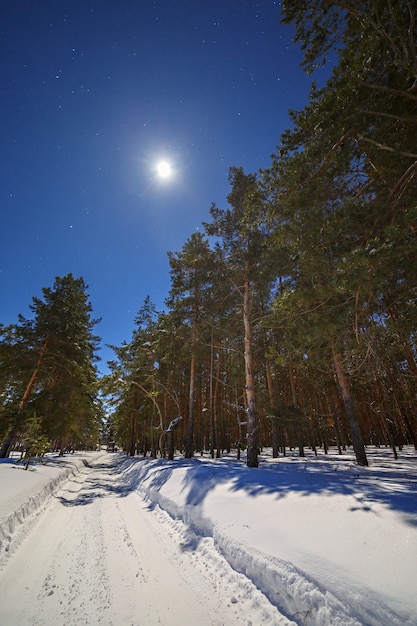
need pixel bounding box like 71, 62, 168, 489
0, 447, 416, 625
118, 448, 417, 626
0, 452, 104, 567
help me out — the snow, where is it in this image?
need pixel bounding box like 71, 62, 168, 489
0, 454, 87, 564
0, 447, 416, 625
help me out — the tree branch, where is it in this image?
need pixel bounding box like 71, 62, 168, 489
356, 135, 417, 159
390, 160, 417, 203
359, 80, 417, 101
297, 132, 351, 188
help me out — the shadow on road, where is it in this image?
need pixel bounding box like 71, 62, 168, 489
55, 456, 133, 507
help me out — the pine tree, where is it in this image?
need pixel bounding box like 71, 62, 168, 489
0, 274, 101, 457
167, 232, 218, 458
0, 322, 46, 455
105, 297, 174, 457
263, 0, 417, 464
205, 167, 274, 467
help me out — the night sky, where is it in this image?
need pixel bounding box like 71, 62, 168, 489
1, 0, 322, 373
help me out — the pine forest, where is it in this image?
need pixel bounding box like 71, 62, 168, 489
1, 1, 416, 468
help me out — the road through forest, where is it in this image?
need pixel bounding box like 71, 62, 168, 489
0, 454, 291, 626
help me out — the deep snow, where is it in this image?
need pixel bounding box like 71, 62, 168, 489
0, 446, 416, 625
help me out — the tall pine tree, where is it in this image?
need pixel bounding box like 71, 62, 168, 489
0, 274, 100, 457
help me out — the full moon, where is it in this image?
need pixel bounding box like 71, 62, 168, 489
156, 161, 172, 179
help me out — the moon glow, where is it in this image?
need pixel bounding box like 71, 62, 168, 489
156, 161, 172, 179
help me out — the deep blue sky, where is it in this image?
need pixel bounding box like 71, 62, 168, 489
1, 0, 322, 373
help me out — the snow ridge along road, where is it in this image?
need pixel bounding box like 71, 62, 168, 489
0, 455, 86, 565
0, 453, 293, 626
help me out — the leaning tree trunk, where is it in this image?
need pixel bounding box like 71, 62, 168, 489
0, 337, 49, 458
332, 347, 368, 467
243, 265, 258, 468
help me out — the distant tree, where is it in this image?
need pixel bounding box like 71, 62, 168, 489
167, 232, 218, 458
105, 297, 175, 457
22, 415, 50, 469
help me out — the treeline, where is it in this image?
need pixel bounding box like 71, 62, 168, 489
1, 1, 416, 467
0, 275, 101, 458
105, 1, 417, 467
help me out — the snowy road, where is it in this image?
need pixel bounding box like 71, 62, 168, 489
0, 454, 292, 626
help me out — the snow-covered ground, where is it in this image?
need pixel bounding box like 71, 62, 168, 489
0, 447, 416, 625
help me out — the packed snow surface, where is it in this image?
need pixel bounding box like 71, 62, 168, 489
0, 447, 416, 625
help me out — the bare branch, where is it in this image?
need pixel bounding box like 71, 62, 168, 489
359, 80, 417, 101
390, 160, 417, 203
408, 4, 417, 69
359, 109, 417, 125
356, 135, 417, 159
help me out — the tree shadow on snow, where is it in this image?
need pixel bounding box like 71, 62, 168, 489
176, 451, 417, 526
54, 450, 417, 526
55, 458, 136, 506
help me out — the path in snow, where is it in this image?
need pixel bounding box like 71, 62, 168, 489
0, 454, 293, 626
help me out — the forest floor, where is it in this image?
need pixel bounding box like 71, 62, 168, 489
0, 447, 416, 625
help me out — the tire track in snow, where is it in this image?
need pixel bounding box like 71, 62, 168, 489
0, 455, 294, 626
32, 500, 112, 625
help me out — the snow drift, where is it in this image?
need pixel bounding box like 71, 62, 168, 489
0, 454, 89, 565
0, 447, 416, 625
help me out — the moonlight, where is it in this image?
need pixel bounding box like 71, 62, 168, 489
156, 161, 172, 179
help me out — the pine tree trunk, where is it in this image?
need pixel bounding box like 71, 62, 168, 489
265, 355, 279, 458
209, 328, 218, 459
289, 363, 305, 457
185, 299, 198, 458
213, 339, 222, 458
383, 351, 417, 450
128, 410, 137, 457
332, 347, 368, 467
167, 430, 174, 460
243, 266, 258, 468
